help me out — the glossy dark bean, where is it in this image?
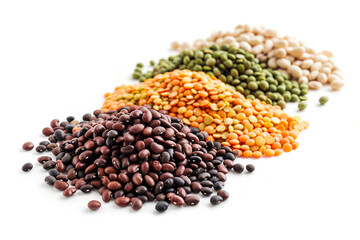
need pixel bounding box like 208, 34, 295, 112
201, 180, 213, 188
45, 175, 56, 185
217, 190, 229, 201
152, 126, 166, 136
200, 187, 213, 196
246, 164, 255, 173
233, 163, 244, 173
107, 181, 122, 190
155, 201, 168, 213
35, 145, 47, 153
102, 189, 112, 203
150, 142, 164, 154
49, 169, 60, 177
22, 142, 34, 151
88, 200, 101, 211
43, 161, 56, 170
129, 124, 145, 134
22, 163, 33, 172
210, 195, 223, 205
80, 184, 94, 193
214, 181, 224, 191
114, 190, 125, 199
184, 195, 200, 206
42, 127, 54, 136
191, 182, 202, 193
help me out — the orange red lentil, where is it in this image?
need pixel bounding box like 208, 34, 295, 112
102, 70, 308, 158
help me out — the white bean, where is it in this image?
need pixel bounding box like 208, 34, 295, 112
216, 38, 224, 45
331, 79, 344, 90
328, 74, 340, 83
314, 54, 328, 62
320, 67, 331, 75
323, 62, 334, 69
293, 60, 302, 66
289, 65, 302, 78
287, 39, 299, 47
249, 35, 264, 46
239, 41, 252, 52
237, 34, 250, 42
252, 44, 264, 54
278, 69, 289, 78
223, 35, 236, 43
317, 73, 328, 84
276, 58, 291, 69
285, 55, 295, 63
303, 69, 310, 76
171, 41, 181, 50
230, 41, 240, 48
290, 46, 305, 58
332, 70, 343, 79
308, 81, 323, 90
268, 57, 277, 69
300, 59, 314, 69
298, 76, 309, 84
308, 70, 319, 81
274, 48, 286, 58
263, 28, 277, 38
320, 50, 334, 58
263, 39, 274, 54
311, 62, 323, 71
274, 39, 288, 48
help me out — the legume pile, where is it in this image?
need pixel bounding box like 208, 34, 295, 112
133, 44, 309, 109
172, 24, 344, 91
22, 106, 254, 212
103, 70, 308, 157
21, 23, 342, 213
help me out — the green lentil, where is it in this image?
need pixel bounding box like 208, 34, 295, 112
319, 96, 329, 105
133, 44, 307, 107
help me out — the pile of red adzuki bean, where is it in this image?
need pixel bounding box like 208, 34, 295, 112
21, 105, 254, 212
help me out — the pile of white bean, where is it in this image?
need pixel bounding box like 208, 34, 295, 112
171, 24, 344, 90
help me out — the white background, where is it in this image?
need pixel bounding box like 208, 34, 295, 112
1, 0, 359, 239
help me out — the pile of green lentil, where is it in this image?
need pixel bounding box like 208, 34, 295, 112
133, 44, 309, 109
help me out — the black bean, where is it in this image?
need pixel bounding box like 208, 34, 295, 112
184, 195, 200, 206
214, 181, 224, 191
173, 177, 185, 187
246, 164, 255, 173
155, 201, 168, 213
54, 129, 65, 141
45, 176, 56, 185
164, 178, 174, 188
49, 169, 60, 177
200, 180, 213, 188
210, 195, 223, 205
22, 163, 33, 172
66, 116, 75, 122
224, 152, 235, 160
80, 184, 94, 193
36, 145, 47, 153
200, 187, 213, 196
233, 163, 244, 173
43, 161, 56, 170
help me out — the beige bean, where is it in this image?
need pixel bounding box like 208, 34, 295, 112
293, 60, 302, 66
308, 70, 319, 81
306, 48, 316, 54
181, 42, 190, 49
300, 59, 314, 69
320, 50, 334, 58
215, 38, 224, 45
298, 76, 309, 84
263, 39, 274, 54
171, 41, 181, 50
252, 44, 264, 54
274, 48, 286, 58
223, 35, 236, 43
289, 65, 302, 78
256, 53, 267, 63
317, 73, 328, 84
230, 41, 240, 48
237, 34, 250, 42
239, 41, 252, 52
323, 62, 334, 69
308, 81, 322, 90
299, 53, 312, 60
332, 70, 343, 79
252, 26, 263, 34
244, 24, 252, 32
249, 35, 264, 46
268, 57, 277, 69
311, 62, 322, 71
331, 79, 344, 90
276, 58, 291, 69
263, 28, 277, 38
284, 55, 295, 63
328, 74, 340, 83
287, 39, 299, 47
290, 46, 305, 58
314, 54, 328, 62
302, 69, 310, 77
274, 39, 288, 48
320, 67, 331, 75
